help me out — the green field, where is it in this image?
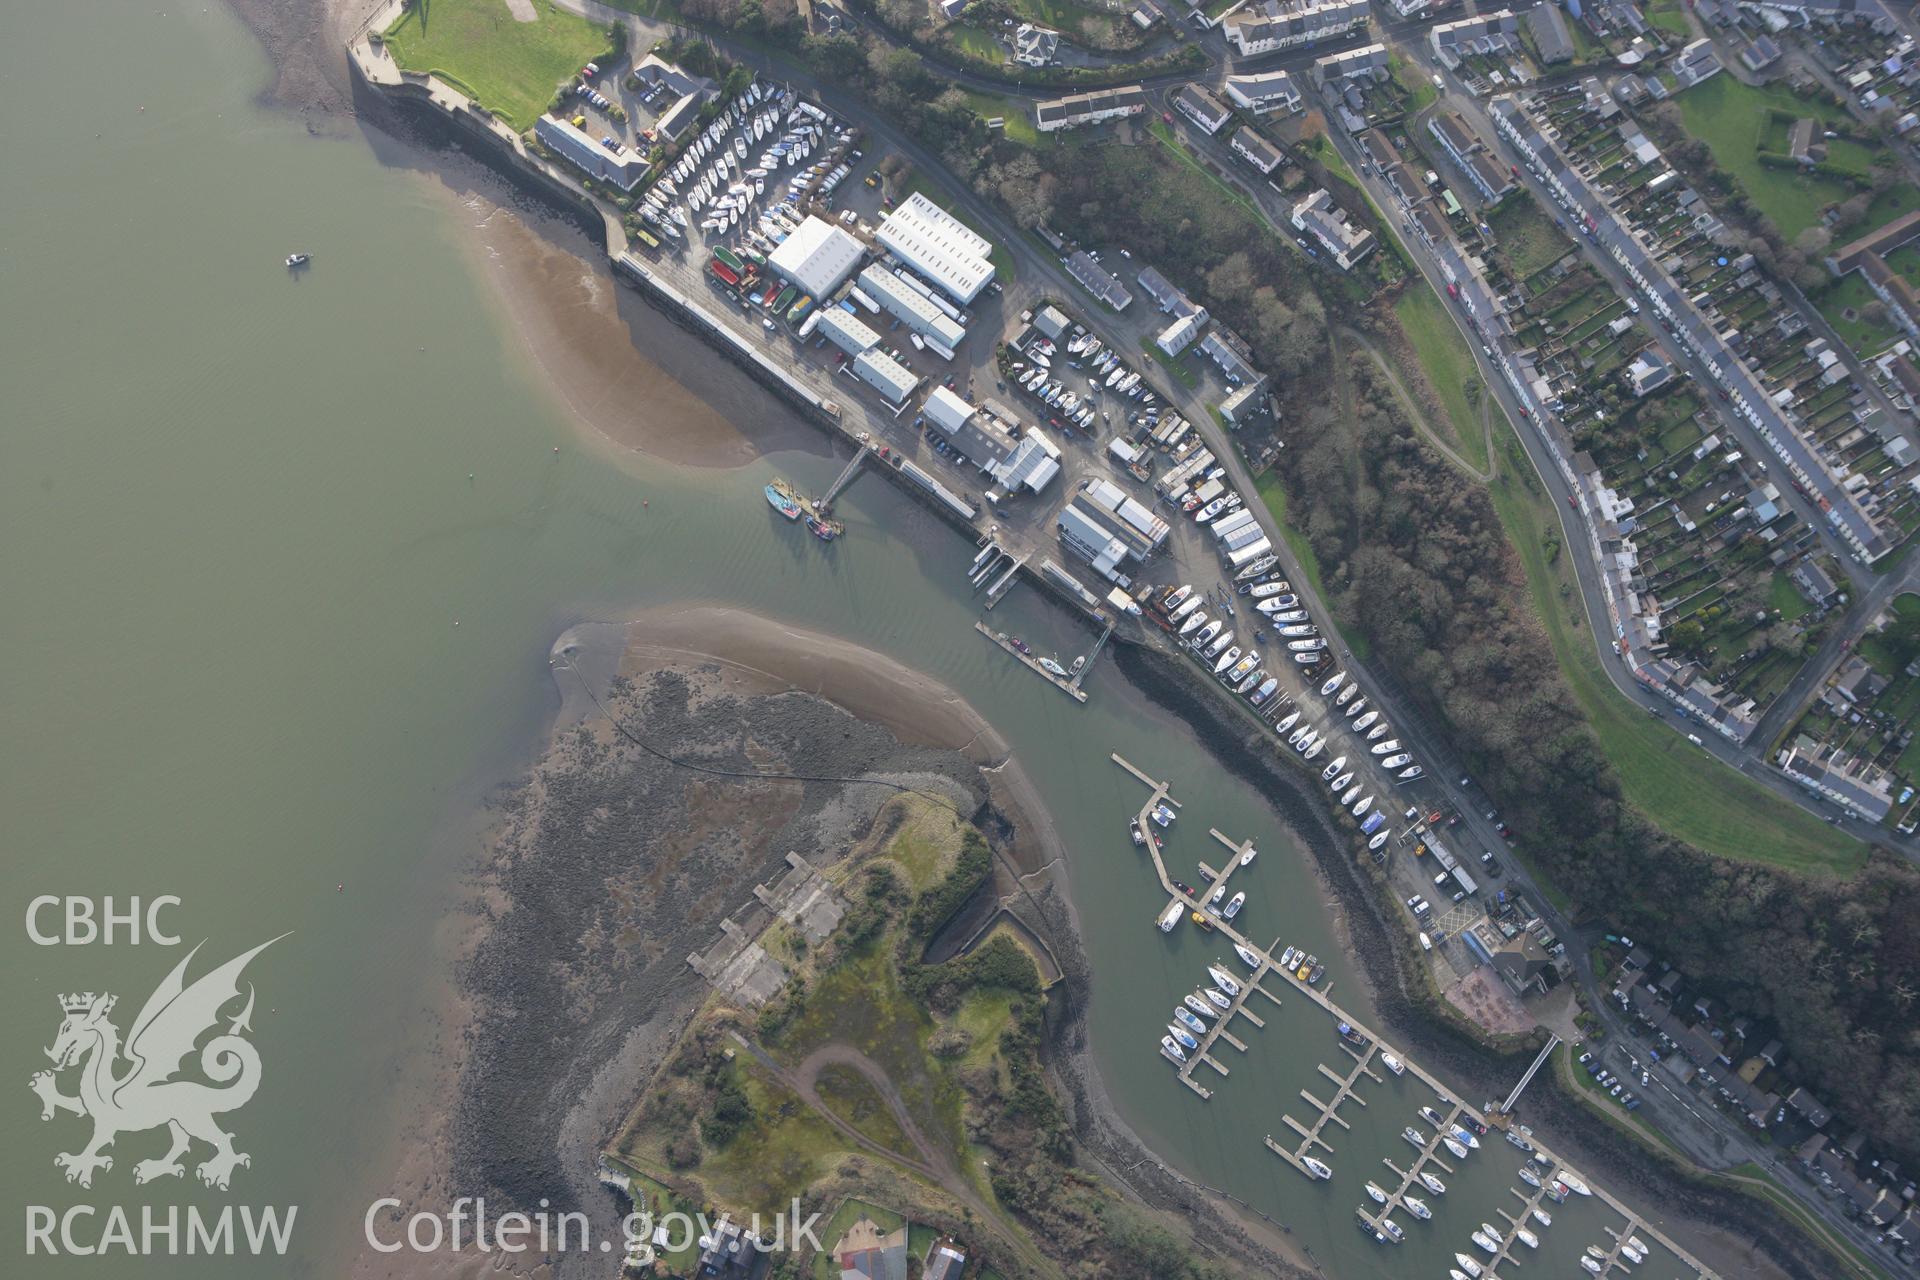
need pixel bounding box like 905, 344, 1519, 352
1485, 428, 1867, 874
958, 89, 1039, 146
1810, 270, 1904, 357
384, 0, 613, 132
1644, 0, 1690, 38
1676, 77, 1853, 240
1488, 193, 1572, 280
1393, 286, 1488, 473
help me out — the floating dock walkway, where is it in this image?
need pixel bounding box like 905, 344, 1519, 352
977, 623, 1088, 702
1110, 752, 1725, 1280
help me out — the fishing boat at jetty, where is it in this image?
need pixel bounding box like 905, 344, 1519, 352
764, 477, 803, 519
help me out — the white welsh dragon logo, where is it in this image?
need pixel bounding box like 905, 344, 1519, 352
30, 936, 285, 1191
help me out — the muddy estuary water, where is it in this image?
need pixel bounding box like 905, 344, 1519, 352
2, 3, 1772, 1279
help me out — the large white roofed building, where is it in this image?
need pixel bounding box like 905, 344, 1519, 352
767, 216, 865, 299
875, 192, 996, 304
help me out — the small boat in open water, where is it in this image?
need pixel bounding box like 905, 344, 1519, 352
285, 251, 309, 268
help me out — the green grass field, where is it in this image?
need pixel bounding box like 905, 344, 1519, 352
1809, 270, 1903, 357
384, 0, 612, 133
957, 89, 1039, 147
1486, 428, 1867, 873
1644, 0, 1690, 37
1393, 287, 1488, 473
1488, 194, 1573, 280
1675, 77, 1853, 240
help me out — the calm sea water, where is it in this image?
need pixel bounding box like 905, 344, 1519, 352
0, 3, 1704, 1277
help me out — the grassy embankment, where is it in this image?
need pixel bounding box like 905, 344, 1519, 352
383, 0, 613, 132
1392, 274, 1866, 873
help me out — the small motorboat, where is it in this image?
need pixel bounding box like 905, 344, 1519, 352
1586, 1245, 1609, 1260
1235, 943, 1263, 968
1627, 1235, 1648, 1253
1402, 1126, 1427, 1149
1322, 755, 1348, 781
1276, 710, 1301, 733
1451, 1126, 1481, 1150
1130, 820, 1147, 847
1299, 1155, 1332, 1180
1207, 965, 1241, 996
1376, 1218, 1403, 1244
1336, 682, 1358, 705
1558, 1168, 1592, 1196
1579, 1257, 1603, 1275
285, 251, 309, 268
1419, 1106, 1444, 1127
1336, 1021, 1367, 1048
1174, 1007, 1207, 1035
1443, 1136, 1470, 1160
1404, 1195, 1431, 1220
1450, 1271, 1471, 1280
1160, 1035, 1187, 1063
1517, 1165, 1541, 1188
1545, 1180, 1569, 1203
1167, 1024, 1198, 1051
1184, 994, 1220, 1020
1479, 1222, 1503, 1244
1471, 1231, 1498, 1254
1038, 656, 1068, 677
1204, 987, 1232, 1009
1381, 1051, 1405, 1076
1364, 1182, 1387, 1204
1421, 1170, 1446, 1195
1530, 1206, 1551, 1227
1514, 1227, 1538, 1248
1454, 1255, 1484, 1278
1240, 843, 1258, 866
1330, 772, 1354, 791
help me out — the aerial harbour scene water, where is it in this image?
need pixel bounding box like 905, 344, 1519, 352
6, 1, 1915, 1279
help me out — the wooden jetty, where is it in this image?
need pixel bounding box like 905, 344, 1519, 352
1108, 753, 1724, 1280
977, 623, 1087, 702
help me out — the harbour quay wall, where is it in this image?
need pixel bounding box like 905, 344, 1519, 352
349, 55, 1112, 625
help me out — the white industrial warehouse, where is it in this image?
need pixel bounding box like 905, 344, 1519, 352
768, 216, 865, 298
875, 192, 996, 304
859, 264, 966, 349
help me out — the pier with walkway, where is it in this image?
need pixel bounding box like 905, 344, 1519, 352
1110, 753, 1724, 1280
978, 623, 1089, 702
